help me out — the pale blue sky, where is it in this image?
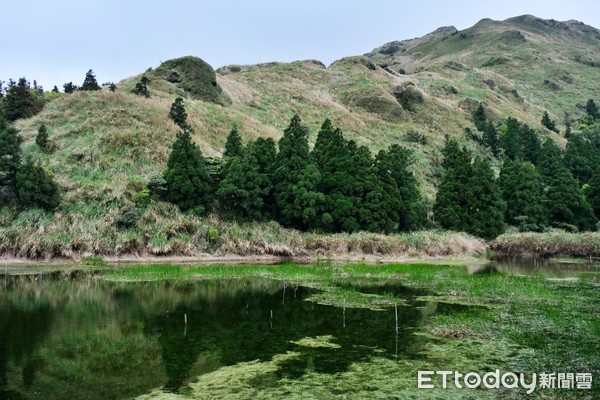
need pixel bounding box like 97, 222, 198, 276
2, 0, 598, 90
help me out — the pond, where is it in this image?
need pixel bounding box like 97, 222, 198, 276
0, 260, 598, 399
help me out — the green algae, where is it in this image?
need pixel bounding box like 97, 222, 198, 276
290, 335, 341, 349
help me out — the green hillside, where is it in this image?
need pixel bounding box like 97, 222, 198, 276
1, 15, 600, 259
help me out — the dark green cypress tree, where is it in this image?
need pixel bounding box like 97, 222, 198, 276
369, 150, 402, 233
501, 117, 523, 161
537, 139, 563, 183
585, 99, 599, 120
168, 97, 189, 130
541, 111, 558, 132
16, 159, 60, 211
563, 133, 599, 184
36, 124, 49, 152
80, 69, 101, 91
311, 119, 357, 232
249, 137, 277, 219
434, 136, 505, 237
519, 123, 541, 165
223, 127, 243, 158
482, 121, 501, 157
351, 145, 381, 232
585, 167, 600, 219
273, 115, 324, 230
0, 117, 22, 201
473, 103, 487, 132
217, 145, 268, 221
545, 168, 596, 231
469, 157, 505, 238
383, 144, 427, 231
3, 78, 44, 121
499, 159, 546, 230
163, 129, 212, 214
163, 99, 211, 213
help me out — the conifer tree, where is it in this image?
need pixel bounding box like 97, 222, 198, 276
36, 124, 49, 152
541, 111, 558, 132
312, 119, 358, 232
499, 159, 546, 230
537, 139, 563, 183
585, 167, 600, 219
16, 159, 60, 211
81, 69, 101, 91
472, 103, 487, 131
369, 150, 402, 233
249, 137, 277, 219
51, 86, 60, 93
501, 117, 523, 160
382, 144, 427, 231
163, 98, 211, 213
169, 97, 189, 130
3, 78, 44, 121
273, 115, 324, 230
482, 121, 501, 157
0, 117, 22, 200
545, 168, 596, 231
434, 136, 505, 238
223, 127, 243, 158
585, 99, 599, 120
563, 133, 600, 184
519, 123, 541, 165
469, 157, 505, 238
217, 145, 268, 220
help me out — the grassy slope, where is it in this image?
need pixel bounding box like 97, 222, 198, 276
3, 15, 600, 259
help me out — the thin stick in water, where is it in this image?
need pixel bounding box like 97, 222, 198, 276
395, 304, 399, 335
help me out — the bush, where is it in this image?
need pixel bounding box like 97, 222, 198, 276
394, 85, 424, 111
115, 207, 141, 229
16, 160, 60, 211
36, 125, 49, 152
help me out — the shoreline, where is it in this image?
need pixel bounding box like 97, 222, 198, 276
0, 254, 490, 272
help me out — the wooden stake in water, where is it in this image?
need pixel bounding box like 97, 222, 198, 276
343, 299, 346, 328
282, 282, 286, 305
184, 313, 187, 325
395, 304, 399, 335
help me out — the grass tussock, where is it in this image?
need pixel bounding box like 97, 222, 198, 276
490, 230, 600, 257
0, 203, 485, 261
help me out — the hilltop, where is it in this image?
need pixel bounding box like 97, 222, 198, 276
2, 15, 600, 260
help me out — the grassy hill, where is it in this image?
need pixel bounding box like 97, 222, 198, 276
2, 15, 600, 259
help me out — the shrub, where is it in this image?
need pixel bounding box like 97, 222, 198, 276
115, 207, 141, 229
36, 124, 49, 152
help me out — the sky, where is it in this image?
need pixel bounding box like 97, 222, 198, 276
2, 0, 599, 90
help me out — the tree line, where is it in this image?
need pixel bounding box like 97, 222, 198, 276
441, 102, 600, 236
158, 98, 428, 233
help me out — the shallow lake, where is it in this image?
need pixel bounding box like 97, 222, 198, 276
0, 259, 597, 399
